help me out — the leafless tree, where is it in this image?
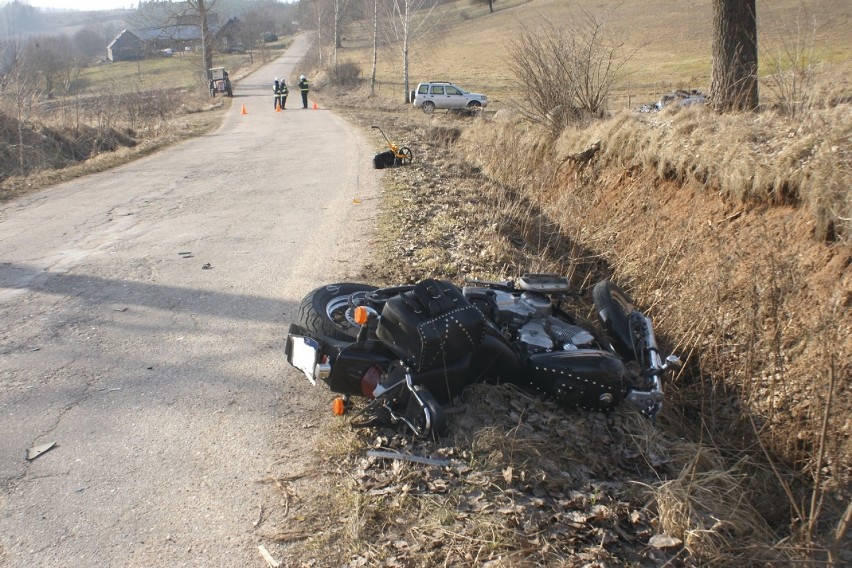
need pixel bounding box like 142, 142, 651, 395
186, 0, 215, 79
710, 0, 758, 111
0, 40, 38, 175
23, 35, 73, 98
369, 0, 378, 95
73, 26, 113, 60
135, 0, 218, 85
332, 0, 354, 68
301, 0, 333, 67
385, 0, 442, 103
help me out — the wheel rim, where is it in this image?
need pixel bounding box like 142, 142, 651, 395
423, 102, 435, 114
325, 291, 367, 329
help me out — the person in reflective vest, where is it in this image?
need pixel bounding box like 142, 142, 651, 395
273, 78, 282, 109
279, 79, 288, 110
298, 75, 309, 109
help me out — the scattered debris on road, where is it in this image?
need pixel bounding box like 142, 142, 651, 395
26, 441, 57, 461
258, 544, 280, 567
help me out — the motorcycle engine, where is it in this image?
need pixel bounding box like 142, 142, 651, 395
489, 290, 596, 353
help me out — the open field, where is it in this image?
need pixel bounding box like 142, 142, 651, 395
338, 0, 851, 109
75, 42, 288, 93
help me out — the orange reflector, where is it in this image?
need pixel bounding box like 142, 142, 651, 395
332, 397, 346, 416
353, 305, 369, 325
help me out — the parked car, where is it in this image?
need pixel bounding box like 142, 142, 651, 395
412, 81, 488, 114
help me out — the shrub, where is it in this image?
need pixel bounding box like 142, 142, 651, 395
507, 7, 639, 137
327, 62, 361, 88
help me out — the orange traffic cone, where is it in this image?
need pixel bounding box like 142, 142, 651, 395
241, 103, 247, 115
275, 101, 281, 112
312, 101, 318, 110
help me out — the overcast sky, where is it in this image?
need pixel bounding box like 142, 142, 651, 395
25, 0, 137, 10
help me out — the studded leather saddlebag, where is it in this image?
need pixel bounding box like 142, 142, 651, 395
376, 279, 485, 372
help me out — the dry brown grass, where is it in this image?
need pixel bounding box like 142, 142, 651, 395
298, 50, 850, 568
288, 1, 852, 560
449, 106, 851, 560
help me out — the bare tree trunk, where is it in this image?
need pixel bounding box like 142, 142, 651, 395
370, 0, 378, 96
402, 1, 410, 103
333, 0, 340, 68
199, 0, 213, 75
186, 0, 214, 79
710, 0, 758, 111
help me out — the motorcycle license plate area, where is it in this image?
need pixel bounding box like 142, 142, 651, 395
289, 336, 320, 385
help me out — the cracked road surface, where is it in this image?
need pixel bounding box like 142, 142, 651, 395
0, 34, 378, 566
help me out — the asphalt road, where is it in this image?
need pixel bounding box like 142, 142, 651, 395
0, 34, 379, 566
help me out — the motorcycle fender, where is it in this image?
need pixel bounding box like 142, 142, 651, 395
468, 327, 523, 385
524, 349, 627, 411
409, 355, 473, 403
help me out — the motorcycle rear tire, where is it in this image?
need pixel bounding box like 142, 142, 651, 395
297, 283, 379, 341
593, 280, 639, 361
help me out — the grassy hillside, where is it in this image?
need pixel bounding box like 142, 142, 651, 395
339, 0, 851, 109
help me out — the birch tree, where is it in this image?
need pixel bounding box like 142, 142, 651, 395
385, 0, 441, 103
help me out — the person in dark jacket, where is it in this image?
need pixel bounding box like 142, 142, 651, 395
273, 78, 281, 109
279, 79, 288, 110
298, 75, 309, 108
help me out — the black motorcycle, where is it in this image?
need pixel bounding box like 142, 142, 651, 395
285, 275, 681, 437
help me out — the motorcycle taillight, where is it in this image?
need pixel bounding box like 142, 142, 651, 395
361, 365, 382, 398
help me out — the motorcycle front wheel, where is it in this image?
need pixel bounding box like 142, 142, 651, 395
297, 283, 379, 341
593, 280, 640, 361
407, 385, 448, 439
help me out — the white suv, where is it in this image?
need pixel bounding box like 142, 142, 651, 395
412, 81, 488, 113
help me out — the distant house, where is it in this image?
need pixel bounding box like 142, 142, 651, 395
107, 29, 144, 62
106, 12, 225, 61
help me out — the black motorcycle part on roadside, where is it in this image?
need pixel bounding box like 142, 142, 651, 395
287, 322, 473, 403
376, 279, 486, 372
373, 151, 396, 169
593, 280, 641, 362
523, 349, 628, 411
288, 322, 396, 395
467, 324, 524, 385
